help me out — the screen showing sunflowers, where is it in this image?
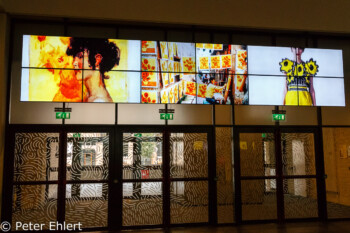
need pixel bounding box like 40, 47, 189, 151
21, 35, 344, 106
247, 46, 344, 106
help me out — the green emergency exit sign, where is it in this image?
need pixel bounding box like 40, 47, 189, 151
272, 114, 285, 121
56, 112, 70, 119
160, 113, 173, 120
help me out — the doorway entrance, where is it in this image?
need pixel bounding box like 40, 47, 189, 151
6, 126, 112, 231
5, 126, 214, 230
115, 126, 214, 228
5, 124, 326, 229
237, 127, 322, 222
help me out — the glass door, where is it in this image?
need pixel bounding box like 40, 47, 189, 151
121, 132, 163, 226
117, 128, 211, 228
169, 132, 209, 224
281, 132, 318, 219
238, 128, 319, 222
239, 131, 278, 221
8, 129, 111, 231
65, 132, 110, 228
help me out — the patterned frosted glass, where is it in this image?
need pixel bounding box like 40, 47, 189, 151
241, 179, 277, 221
281, 133, 316, 176
66, 133, 109, 181
123, 182, 163, 226
170, 133, 208, 178
14, 133, 59, 182
283, 178, 318, 219
240, 133, 275, 177
123, 133, 163, 180
216, 127, 234, 223
12, 185, 57, 229
170, 181, 208, 224
65, 183, 108, 228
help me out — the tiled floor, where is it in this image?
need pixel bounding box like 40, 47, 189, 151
95, 221, 350, 233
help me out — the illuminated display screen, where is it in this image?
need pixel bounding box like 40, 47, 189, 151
248, 46, 345, 106
195, 44, 247, 104
21, 35, 141, 103
20, 35, 345, 106
141, 41, 196, 104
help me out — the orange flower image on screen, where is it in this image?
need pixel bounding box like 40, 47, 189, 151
222, 55, 232, 68
214, 44, 223, 50
161, 90, 169, 103
28, 36, 84, 102
142, 57, 156, 71
211, 56, 221, 69
174, 61, 181, 72
237, 51, 247, 70
142, 72, 157, 87
174, 84, 179, 103
25, 35, 138, 103
141, 41, 156, 54
236, 75, 247, 92
169, 87, 175, 103
141, 91, 157, 103
197, 84, 207, 98
160, 42, 168, 59
199, 57, 209, 70
182, 57, 195, 72
168, 60, 174, 72
179, 81, 184, 98
204, 43, 214, 50
185, 81, 196, 96
169, 73, 174, 83
214, 86, 223, 94
162, 73, 169, 87
160, 59, 168, 72
168, 42, 175, 60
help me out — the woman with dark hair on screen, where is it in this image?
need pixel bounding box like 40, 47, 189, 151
58, 38, 120, 102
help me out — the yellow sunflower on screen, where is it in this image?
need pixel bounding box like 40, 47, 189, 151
287, 75, 295, 83
305, 75, 310, 84
294, 63, 305, 76
279, 59, 294, 73
305, 59, 318, 75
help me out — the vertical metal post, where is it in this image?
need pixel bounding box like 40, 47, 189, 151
316, 106, 327, 220
57, 130, 67, 224
233, 129, 242, 223
274, 106, 285, 222
210, 104, 218, 225
165, 104, 168, 126
163, 128, 170, 227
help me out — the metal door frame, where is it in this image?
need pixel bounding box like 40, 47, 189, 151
114, 125, 215, 230
234, 126, 326, 223
2, 124, 115, 232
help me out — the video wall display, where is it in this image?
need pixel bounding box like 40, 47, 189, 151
21, 35, 140, 103
141, 41, 196, 104
196, 44, 247, 104
248, 46, 345, 106
20, 35, 345, 106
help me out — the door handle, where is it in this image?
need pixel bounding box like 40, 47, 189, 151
113, 179, 119, 184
